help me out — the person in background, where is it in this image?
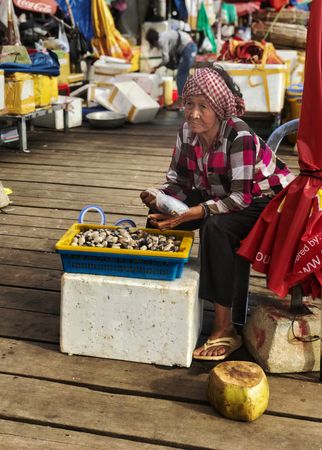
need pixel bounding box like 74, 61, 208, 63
145, 28, 197, 109
140, 66, 295, 361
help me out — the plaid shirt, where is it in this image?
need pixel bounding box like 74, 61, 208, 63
160, 117, 295, 214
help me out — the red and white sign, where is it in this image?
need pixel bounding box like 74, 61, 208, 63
13, 0, 58, 14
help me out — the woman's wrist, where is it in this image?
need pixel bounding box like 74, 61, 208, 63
200, 203, 210, 218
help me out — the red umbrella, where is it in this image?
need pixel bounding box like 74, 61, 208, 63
13, 0, 58, 14
238, 0, 322, 300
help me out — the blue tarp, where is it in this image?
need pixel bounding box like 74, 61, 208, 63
0, 51, 60, 76
56, 0, 94, 41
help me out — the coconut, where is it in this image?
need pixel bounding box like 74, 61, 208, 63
207, 361, 269, 421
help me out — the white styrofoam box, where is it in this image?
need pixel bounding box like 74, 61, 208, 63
92, 73, 116, 86
0, 70, 4, 111
115, 73, 163, 99
33, 96, 82, 129
87, 85, 119, 113
219, 62, 287, 113
276, 49, 298, 87
60, 266, 202, 367
93, 60, 131, 76
108, 81, 160, 123
276, 50, 298, 72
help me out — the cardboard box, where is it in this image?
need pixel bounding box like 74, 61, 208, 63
0, 45, 31, 64
5, 73, 35, 114
53, 50, 70, 83
107, 81, 160, 123
219, 62, 287, 113
33, 75, 59, 107
33, 96, 82, 129
33, 75, 51, 107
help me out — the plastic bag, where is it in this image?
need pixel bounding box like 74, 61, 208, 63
146, 188, 189, 216
58, 23, 70, 53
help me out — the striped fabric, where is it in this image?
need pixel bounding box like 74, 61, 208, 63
160, 117, 295, 214
182, 68, 245, 120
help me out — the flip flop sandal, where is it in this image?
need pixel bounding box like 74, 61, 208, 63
193, 335, 243, 361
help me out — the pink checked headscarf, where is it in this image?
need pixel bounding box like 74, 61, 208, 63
182, 68, 245, 120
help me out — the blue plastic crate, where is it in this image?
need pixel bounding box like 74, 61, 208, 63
58, 250, 188, 281
55, 223, 194, 281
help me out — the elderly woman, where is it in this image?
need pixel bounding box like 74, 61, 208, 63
140, 66, 294, 361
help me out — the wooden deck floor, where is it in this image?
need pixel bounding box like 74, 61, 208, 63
0, 111, 321, 449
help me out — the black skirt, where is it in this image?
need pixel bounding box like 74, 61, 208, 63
147, 190, 270, 323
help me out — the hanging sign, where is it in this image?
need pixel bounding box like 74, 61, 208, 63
13, 0, 58, 14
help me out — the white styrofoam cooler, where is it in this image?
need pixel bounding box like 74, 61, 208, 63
115, 73, 163, 99
108, 81, 160, 123
219, 62, 287, 113
60, 265, 202, 367
33, 96, 82, 129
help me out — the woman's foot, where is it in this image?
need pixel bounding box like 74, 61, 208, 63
193, 327, 242, 360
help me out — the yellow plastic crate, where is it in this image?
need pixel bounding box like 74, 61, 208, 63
55, 223, 194, 280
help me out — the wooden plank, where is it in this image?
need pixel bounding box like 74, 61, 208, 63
0, 264, 60, 290
1, 374, 321, 450
0, 338, 321, 422
0, 287, 60, 314
0, 167, 162, 189
4, 180, 147, 198
7, 197, 148, 216
0, 153, 171, 170
0, 310, 59, 342
0, 162, 167, 178
0, 209, 142, 228
0, 224, 69, 240
0, 249, 62, 270
0, 419, 172, 450
0, 235, 57, 252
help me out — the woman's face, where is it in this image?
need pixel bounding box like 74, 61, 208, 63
184, 95, 219, 135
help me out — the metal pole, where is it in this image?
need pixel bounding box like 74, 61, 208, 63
290, 284, 312, 315
216, 0, 223, 55
65, 0, 75, 28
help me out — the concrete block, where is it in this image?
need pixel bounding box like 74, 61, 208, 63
61, 266, 202, 367
243, 300, 321, 373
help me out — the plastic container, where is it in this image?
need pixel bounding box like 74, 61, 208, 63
55, 223, 194, 280
285, 83, 303, 144
163, 76, 173, 106
219, 62, 287, 113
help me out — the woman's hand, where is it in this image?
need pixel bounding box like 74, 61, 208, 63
140, 191, 157, 208
148, 205, 205, 230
